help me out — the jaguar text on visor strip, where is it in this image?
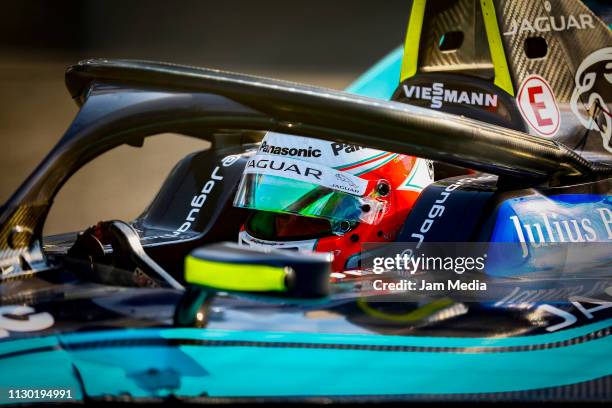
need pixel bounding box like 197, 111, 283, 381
244, 154, 369, 196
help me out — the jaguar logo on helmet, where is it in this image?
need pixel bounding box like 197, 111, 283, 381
335, 173, 358, 189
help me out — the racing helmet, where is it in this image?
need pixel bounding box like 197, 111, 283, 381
233, 132, 433, 272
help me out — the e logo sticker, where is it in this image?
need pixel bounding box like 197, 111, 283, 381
517, 75, 561, 137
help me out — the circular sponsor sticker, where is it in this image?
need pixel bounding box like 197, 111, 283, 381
517, 75, 561, 137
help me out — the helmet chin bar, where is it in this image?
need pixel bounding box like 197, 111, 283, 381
0, 59, 608, 274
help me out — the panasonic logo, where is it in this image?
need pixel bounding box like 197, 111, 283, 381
402, 83, 498, 109
260, 141, 322, 158
331, 143, 365, 156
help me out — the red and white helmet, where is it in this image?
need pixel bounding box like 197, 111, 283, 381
233, 132, 433, 272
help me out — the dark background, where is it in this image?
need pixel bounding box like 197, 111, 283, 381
1, 1, 609, 234
0, 0, 408, 233
0, 0, 407, 71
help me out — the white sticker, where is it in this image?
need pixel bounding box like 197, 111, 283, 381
0, 305, 54, 338
238, 230, 318, 252
517, 75, 560, 137
260, 132, 392, 175
244, 154, 368, 196
398, 158, 435, 192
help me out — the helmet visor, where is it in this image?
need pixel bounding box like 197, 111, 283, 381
234, 155, 385, 225
245, 212, 335, 241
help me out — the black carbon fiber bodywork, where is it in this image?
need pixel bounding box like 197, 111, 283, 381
420, 0, 495, 79
497, 0, 608, 102
131, 146, 252, 277
406, 0, 612, 162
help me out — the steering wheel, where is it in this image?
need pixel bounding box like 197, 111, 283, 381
66, 220, 183, 290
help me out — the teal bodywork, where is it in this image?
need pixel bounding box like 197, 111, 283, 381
346, 46, 403, 99
1, 320, 611, 401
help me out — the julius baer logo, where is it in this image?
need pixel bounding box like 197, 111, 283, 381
511, 206, 612, 257
401, 82, 498, 110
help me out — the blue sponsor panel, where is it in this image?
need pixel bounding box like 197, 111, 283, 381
487, 194, 612, 277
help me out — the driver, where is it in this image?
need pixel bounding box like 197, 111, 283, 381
233, 132, 433, 272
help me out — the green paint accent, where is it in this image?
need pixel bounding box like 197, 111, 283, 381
400, 0, 427, 81
184, 256, 287, 292
355, 154, 398, 176
402, 159, 422, 189
480, 0, 515, 95
334, 152, 388, 170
